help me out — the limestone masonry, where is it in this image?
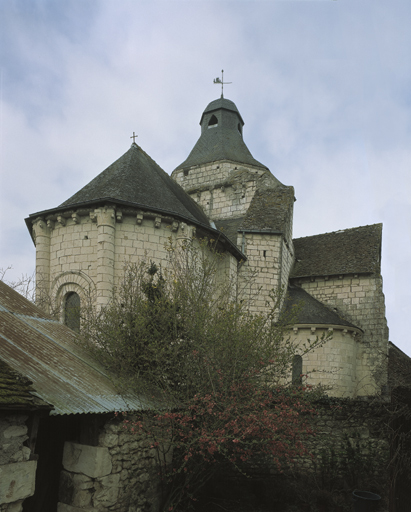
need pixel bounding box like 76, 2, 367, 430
26, 96, 389, 399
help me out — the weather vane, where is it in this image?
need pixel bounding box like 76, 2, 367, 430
213, 70, 232, 98
130, 132, 138, 143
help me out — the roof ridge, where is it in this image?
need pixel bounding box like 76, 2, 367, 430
293, 223, 382, 242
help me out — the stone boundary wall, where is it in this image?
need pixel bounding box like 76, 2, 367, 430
219, 398, 390, 503
0, 414, 36, 512
58, 416, 160, 512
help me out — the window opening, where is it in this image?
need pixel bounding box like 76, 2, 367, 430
208, 115, 218, 128
64, 292, 80, 332
292, 355, 303, 385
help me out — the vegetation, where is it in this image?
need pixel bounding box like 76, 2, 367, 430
79, 238, 327, 511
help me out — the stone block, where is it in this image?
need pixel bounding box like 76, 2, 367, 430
62, 442, 112, 478
3, 426, 27, 439
0, 461, 37, 503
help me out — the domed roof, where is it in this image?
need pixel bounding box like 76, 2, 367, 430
200, 97, 243, 124
30, 143, 210, 227
174, 97, 267, 172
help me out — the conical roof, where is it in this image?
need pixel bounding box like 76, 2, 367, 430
56, 143, 210, 226
174, 98, 267, 172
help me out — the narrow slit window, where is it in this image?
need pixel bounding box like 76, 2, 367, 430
64, 292, 80, 332
292, 355, 303, 385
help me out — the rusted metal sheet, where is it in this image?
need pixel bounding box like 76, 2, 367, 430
0, 281, 154, 415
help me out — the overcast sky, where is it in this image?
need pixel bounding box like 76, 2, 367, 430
1, 0, 410, 355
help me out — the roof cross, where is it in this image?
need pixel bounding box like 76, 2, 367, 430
213, 70, 232, 98
130, 132, 138, 143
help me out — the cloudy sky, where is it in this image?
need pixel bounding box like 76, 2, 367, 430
1, 0, 410, 354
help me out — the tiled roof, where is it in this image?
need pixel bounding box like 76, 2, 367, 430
174, 98, 267, 172
215, 218, 244, 246
0, 281, 156, 415
38, 143, 210, 227
282, 286, 360, 329
290, 224, 382, 279
0, 359, 51, 411
240, 186, 295, 233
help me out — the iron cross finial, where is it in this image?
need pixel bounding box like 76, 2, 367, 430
130, 132, 138, 144
213, 69, 232, 98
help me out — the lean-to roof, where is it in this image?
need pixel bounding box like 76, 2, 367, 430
0, 281, 155, 416
282, 286, 360, 330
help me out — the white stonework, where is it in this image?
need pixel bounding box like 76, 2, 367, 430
28, 96, 390, 400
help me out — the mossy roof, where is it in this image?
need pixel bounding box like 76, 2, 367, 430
240, 186, 295, 233
0, 359, 51, 410
291, 224, 382, 278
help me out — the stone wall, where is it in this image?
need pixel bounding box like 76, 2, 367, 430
293, 273, 389, 396
0, 414, 36, 512
290, 327, 360, 397
57, 416, 160, 512
172, 162, 273, 222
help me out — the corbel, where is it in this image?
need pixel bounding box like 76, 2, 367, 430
293, 327, 299, 334
136, 211, 144, 225
116, 211, 123, 223
172, 221, 179, 232
154, 216, 161, 229
327, 328, 334, 335
90, 211, 97, 223
311, 327, 316, 334
342, 329, 348, 337
72, 213, 80, 224
47, 219, 55, 230
57, 215, 66, 227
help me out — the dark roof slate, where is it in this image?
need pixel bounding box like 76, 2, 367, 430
291, 224, 382, 279
215, 218, 244, 246
282, 287, 360, 329
57, 143, 210, 226
200, 98, 244, 124
174, 98, 267, 172
0, 359, 51, 410
240, 186, 294, 233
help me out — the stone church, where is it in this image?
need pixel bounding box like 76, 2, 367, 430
25, 96, 389, 399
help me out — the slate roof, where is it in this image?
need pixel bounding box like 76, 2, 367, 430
282, 286, 360, 329
290, 224, 382, 279
240, 186, 295, 233
215, 218, 244, 246
31, 143, 210, 227
174, 98, 267, 172
200, 98, 244, 124
0, 281, 156, 415
0, 359, 51, 411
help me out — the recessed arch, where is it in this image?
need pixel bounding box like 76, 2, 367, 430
51, 271, 96, 324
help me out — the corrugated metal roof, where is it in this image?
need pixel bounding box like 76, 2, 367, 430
0, 281, 156, 416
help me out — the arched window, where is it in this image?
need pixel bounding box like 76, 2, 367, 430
292, 355, 303, 385
64, 292, 80, 332
208, 115, 218, 128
